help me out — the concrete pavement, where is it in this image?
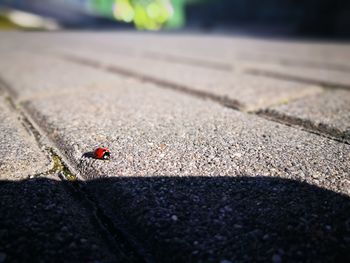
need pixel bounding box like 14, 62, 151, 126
0, 32, 349, 262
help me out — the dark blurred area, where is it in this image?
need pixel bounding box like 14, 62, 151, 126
186, 0, 350, 38
1, 0, 350, 39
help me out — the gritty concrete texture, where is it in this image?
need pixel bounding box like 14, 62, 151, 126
22, 83, 350, 193
0, 177, 127, 262
57, 46, 322, 111
0, 52, 133, 101
0, 96, 50, 179
263, 90, 350, 142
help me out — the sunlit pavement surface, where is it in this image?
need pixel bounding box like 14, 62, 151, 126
0, 32, 349, 262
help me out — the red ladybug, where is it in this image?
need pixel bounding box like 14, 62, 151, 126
93, 147, 111, 160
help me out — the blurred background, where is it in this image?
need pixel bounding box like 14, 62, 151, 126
0, 0, 350, 38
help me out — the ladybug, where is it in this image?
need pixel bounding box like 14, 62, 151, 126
93, 147, 111, 160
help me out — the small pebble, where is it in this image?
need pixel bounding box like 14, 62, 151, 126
171, 215, 178, 221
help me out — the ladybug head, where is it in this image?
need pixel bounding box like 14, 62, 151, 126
102, 149, 110, 160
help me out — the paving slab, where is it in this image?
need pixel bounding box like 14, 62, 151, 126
263, 90, 350, 143
0, 52, 133, 101
21, 83, 350, 262
0, 177, 129, 262
57, 46, 322, 111
0, 96, 51, 179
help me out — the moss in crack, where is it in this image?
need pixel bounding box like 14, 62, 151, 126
5, 95, 18, 110
49, 149, 77, 181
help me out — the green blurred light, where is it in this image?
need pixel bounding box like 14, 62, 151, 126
113, 0, 134, 22
88, 0, 188, 30
146, 3, 160, 19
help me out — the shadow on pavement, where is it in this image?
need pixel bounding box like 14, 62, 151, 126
1, 176, 349, 262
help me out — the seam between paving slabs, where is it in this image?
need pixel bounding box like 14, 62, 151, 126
0, 77, 18, 99
245, 68, 350, 91
57, 52, 350, 146
271, 59, 350, 73
3, 92, 80, 179
78, 42, 233, 71
1, 85, 153, 262
238, 54, 350, 73
24, 103, 154, 263
256, 111, 350, 145
142, 50, 233, 71
3, 94, 54, 178
20, 103, 154, 263
91, 40, 350, 74
58, 53, 243, 110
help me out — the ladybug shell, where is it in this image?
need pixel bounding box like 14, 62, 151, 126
93, 147, 110, 160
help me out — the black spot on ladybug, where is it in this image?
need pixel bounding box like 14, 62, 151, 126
103, 151, 110, 160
